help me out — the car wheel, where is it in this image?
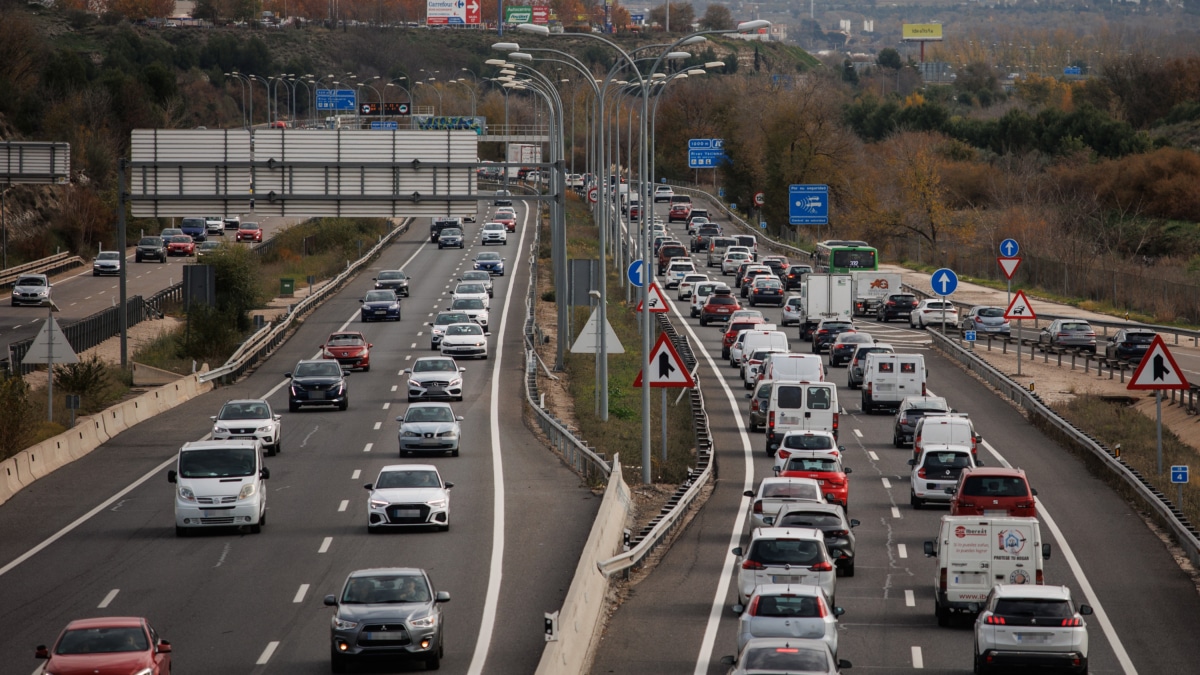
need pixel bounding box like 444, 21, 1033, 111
765, 445, 775, 458
175, 525, 188, 537
936, 600, 950, 627
750, 420, 760, 432
893, 433, 902, 448
425, 646, 441, 670
911, 492, 923, 509
431, 343, 438, 350
266, 442, 277, 457
452, 448, 459, 457
973, 650, 984, 674
699, 317, 707, 326
331, 647, 350, 673
401, 449, 410, 457
338, 399, 348, 411
843, 561, 855, 577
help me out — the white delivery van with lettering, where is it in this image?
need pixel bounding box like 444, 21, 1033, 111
923, 515, 1051, 626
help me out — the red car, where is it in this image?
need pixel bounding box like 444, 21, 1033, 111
36, 616, 172, 675
166, 235, 195, 256
494, 213, 516, 232
236, 221, 263, 242
722, 317, 766, 357
776, 446, 851, 509
700, 290, 742, 326
949, 467, 1037, 517
321, 331, 373, 371
668, 201, 692, 222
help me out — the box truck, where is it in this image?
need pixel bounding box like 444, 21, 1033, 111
852, 271, 902, 317
799, 274, 853, 341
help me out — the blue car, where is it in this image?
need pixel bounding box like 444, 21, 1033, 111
360, 289, 401, 322
474, 252, 505, 276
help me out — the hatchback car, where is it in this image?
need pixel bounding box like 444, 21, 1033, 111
701, 289, 742, 326
481, 222, 508, 245
812, 320, 855, 353
493, 189, 513, 206
677, 273, 708, 300
909, 445, 977, 508
749, 276, 786, 307
322, 331, 372, 371
745, 477, 827, 530
449, 297, 489, 329
720, 637, 849, 675
204, 215, 223, 234
668, 200, 692, 222
11, 274, 51, 306
740, 266, 774, 296
210, 399, 282, 455
397, 402, 463, 456
440, 322, 489, 359
286, 359, 349, 412
828, 332, 873, 367
405, 357, 465, 402
781, 295, 804, 326
691, 282, 719, 318
493, 211, 517, 232
235, 221, 263, 242
167, 235, 196, 256
911, 299, 960, 328
1105, 328, 1155, 362
877, 293, 918, 322
365, 465, 453, 531
92, 251, 122, 276
374, 269, 411, 296
775, 503, 860, 577
437, 227, 465, 249
973, 584, 1092, 675
723, 251, 752, 275
135, 236, 167, 263
1039, 319, 1097, 352
36, 617, 172, 675
961, 305, 1010, 335
892, 395, 950, 447
785, 263, 813, 290
733, 583, 844, 655
949, 467, 1037, 517
733, 527, 837, 605
195, 241, 221, 259
747, 380, 774, 432
653, 185, 674, 202
775, 449, 853, 512
429, 311, 471, 350
360, 289, 401, 322
325, 568, 449, 672
474, 251, 505, 275
665, 260, 695, 289
459, 270, 494, 297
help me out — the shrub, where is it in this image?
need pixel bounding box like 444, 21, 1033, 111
0, 376, 35, 460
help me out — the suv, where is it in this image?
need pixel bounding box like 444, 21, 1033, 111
691, 224, 722, 252
210, 399, 282, 455
700, 288, 741, 326
785, 263, 812, 290
286, 359, 349, 412
668, 197, 692, 222
205, 216, 225, 236
135, 236, 167, 263
657, 243, 687, 274
1105, 328, 1155, 362
653, 185, 674, 202
877, 293, 918, 322
732, 527, 837, 605
325, 568, 449, 671
973, 585, 1092, 674
948, 467, 1037, 517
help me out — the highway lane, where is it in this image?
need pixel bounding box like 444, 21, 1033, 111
0, 202, 598, 674
0, 214, 296, 355
592, 199, 1200, 673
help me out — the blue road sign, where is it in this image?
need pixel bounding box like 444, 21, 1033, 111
317, 89, 357, 111
370, 121, 399, 130
932, 268, 959, 296
964, 330, 977, 342
760, 221, 768, 230
688, 139, 726, 169
1171, 465, 1189, 483
1064, 66, 1082, 76
788, 184, 829, 225
1000, 238, 1020, 257
627, 260, 645, 288
630, 13, 644, 22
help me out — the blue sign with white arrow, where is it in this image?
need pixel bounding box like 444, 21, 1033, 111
932, 268, 959, 296
316, 89, 357, 111
1000, 238, 1020, 257
1172, 465, 1189, 483
627, 260, 645, 288
788, 184, 829, 225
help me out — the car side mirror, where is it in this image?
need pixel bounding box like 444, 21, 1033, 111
456, 416, 464, 421
35, 645, 49, 659
342, 370, 352, 376
772, 466, 781, 475
907, 459, 916, 466
732, 603, 745, 614
1042, 543, 1052, 560
323, 594, 338, 607
368, 344, 373, 348
731, 546, 743, 557
839, 445, 846, 452
273, 414, 281, 421
824, 492, 837, 502
849, 519, 860, 528
459, 367, 466, 372
1031, 488, 1038, 496
210, 415, 217, 421
1079, 604, 1093, 615
484, 332, 492, 337
720, 656, 736, 667
284, 373, 292, 378
844, 467, 853, 474
837, 659, 852, 669
260, 467, 270, 480
923, 541, 935, 557
158, 641, 172, 654
743, 490, 754, 498
372, 278, 377, 281
167, 470, 177, 483
358, 299, 364, 303
403, 368, 412, 374
396, 416, 404, 422
364, 483, 374, 490
435, 591, 451, 603
444, 482, 454, 489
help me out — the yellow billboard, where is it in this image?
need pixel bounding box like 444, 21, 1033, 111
902, 24, 944, 41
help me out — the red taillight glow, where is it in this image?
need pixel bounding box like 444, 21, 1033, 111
975, 317, 985, 323
917, 467, 927, 478
899, 413, 908, 423
777, 448, 792, 460
768, 411, 775, 430
742, 559, 765, 570
832, 413, 839, 432
816, 596, 829, 617
985, 615, 1007, 625
939, 568, 947, 591
1036, 569, 1044, 584
1061, 617, 1083, 627
809, 561, 833, 572
752, 500, 763, 514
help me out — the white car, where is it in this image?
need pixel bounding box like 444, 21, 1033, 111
459, 270, 494, 297
743, 348, 787, 390
744, 476, 826, 530
911, 298, 960, 328
974, 584, 1092, 673
452, 282, 491, 308
448, 297, 489, 329
210, 399, 282, 455
722, 251, 752, 275
92, 250, 122, 276
908, 444, 976, 508
691, 282, 720, 318
732, 527, 837, 605
771, 430, 840, 474
204, 216, 224, 235
734, 583, 843, 656
653, 185, 675, 202
665, 260, 695, 289
481, 222, 508, 245
365, 464, 452, 531
439, 322, 489, 359
677, 273, 709, 300
781, 295, 804, 326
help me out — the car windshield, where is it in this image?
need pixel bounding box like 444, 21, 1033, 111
171, 236, 192, 244
993, 598, 1074, 618
17, 276, 45, 286
778, 512, 844, 530
907, 397, 949, 411
199, 242, 220, 250
669, 264, 693, 272
414, 359, 457, 373
782, 434, 834, 450
837, 334, 872, 344
708, 296, 737, 305
341, 574, 431, 604
365, 291, 395, 302
785, 456, 840, 472
162, 229, 183, 236
294, 362, 343, 377
477, 253, 501, 261
750, 594, 825, 618
378, 271, 406, 280
218, 402, 270, 420
786, 298, 802, 307
404, 406, 456, 423
761, 481, 820, 500
822, 322, 853, 330
485, 223, 504, 230
375, 470, 442, 489
435, 313, 469, 325
961, 475, 1029, 497
456, 284, 485, 294
241, 223, 260, 230
139, 237, 162, 246
442, 229, 462, 236
56, 627, 149, 655
453, 299, 485, 310
97, 252, 121, 261
447, 324, 483, 336
748, 538, 823, 566
755, 279, 782, 288
178, 446, 257, 478
326, 334, 366, 346
977, 307, 1004, 318
926, 302, 954, 309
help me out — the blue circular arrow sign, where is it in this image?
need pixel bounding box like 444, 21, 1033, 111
627, 260, 645, 288
932, 268, 959, 296
1000, 238, 1020, 257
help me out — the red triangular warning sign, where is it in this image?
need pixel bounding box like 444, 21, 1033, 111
633, 332, 696, 388
997, 257, 1022, 280
1004, 290, 1036, 321
1128, 335, 1190, 390
635, 282, 671, 313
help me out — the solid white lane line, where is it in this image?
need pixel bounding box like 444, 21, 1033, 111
466, 202, 530, 675
98, 588, 119, 608
898, 543, 908, 559
351, 470, 361, 480
905, 589, 915, 607
338, 500, 349, 512
256, 642, 279, 665
318, 537, 332, 553
911, 646, 923, 668
364, 443, 374, 452
293, 584, 309, 603
891, 506, 902, 519
881, 477, 892, 489
868, 451, 880, 461
853, 428, 863, 438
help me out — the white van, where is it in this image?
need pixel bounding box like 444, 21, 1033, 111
168, 440, 269, 536
913, 413, 982, 461
761, 353, 825, 385
923, 515, 1051, 626
861, 353, 926, 413
743, 347, 789, 389
733, 327, 789, 372
765, 381, 840, 456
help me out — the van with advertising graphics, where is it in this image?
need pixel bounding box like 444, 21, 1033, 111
861, 353, 926, 413
765, 381, 840, 456
923, 515, 1051, 626
167, 440, 270, 537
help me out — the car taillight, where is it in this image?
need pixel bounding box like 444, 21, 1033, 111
816, 597, 829, 617
817, 329, 828, 335
866, 382, 872, 395
899, 413, 908, 424
1036, 569, 1044, 585
921, 383, 927, 396
768, 411, 775, 430
939, 568, 947, 591
777, 448, 792, 460
917, 467, 927, 478
1122, 342, 1132, 348
975, 317, 985, 323
751, 400, 760, 412
752, 500, 763, 514
742, 559, 765, 570
1061, 617, 1083, 627
984, 615, 1007, 625
832, 413, 839, 432
809, 561, 833, 572
828, 530, 848, 538
746, 596, 761, 615
1058, 332, 1070, 337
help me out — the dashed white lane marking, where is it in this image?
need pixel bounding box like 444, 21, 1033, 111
318, 537, 332, 553
905, 589, 915, 607
853, 428, 863, 438
881, 477, 892, 489
374, 422, 382, 430
256, 641, 279, 665
364, 442, 374, 452
398, 370, 405, 376
891, 506, 902, 519
351, 470, 361, 480
406, 355, 412, 361
911, 646, 923, 668
898, 543, 908, 559
391, 385, 398, 392
868, 451, 879, 461
411, 343, 417, 348
293, 584, 309, 603
338, 500, 349, 512
98, 588, 119, 608
382, 402, 391, 410
416, 331, 423, 336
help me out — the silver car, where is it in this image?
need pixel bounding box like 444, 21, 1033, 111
11, 274, 50, 306
397, 403, 463, 457
908, 444, 976, 508
92, 251, 122, 276
364, 464, 452, 531
459, 270, 494, 297
781, 295, 804, 326
429, 311, 472, 350
405, 357, 465, 402
324, 567, 450, 672
734, 583, 844, 655
721, 637, 850, 675
210, 399, 282, 455
961, 305, 1010, 334
734, 527, 837, 606
1039, 319, 1097, 352
449, 298, 489, 329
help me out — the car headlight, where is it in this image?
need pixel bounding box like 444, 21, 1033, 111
332, 616, 359, 630
389, 303, 399, 310
369, 498, 389, 509
426, 498, 447, 508
10, 290, 17, 296
474, 342, 485, 347
178, 486, 196, 502
409, 614, 438, 628
213, 424, 223, 434
449, 378, 462, 387
409, 381, 424, 390
257, 424, 273, 433
238, 483, 257, 500
402, 430, 421, 438
437, 430, 457, 438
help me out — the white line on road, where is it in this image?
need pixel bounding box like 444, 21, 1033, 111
373, 422, 382, 430
351, 470, 361, 480
853, 428, 863, 438
898, 543, 908, 559
416, 331, 423, 336
405, 355, 412, 360
391, 385, 398, 392
891, 506, 902, 519
911, 646, 923, 668
318, 537, 332, 553
256, 641, 279, 665
382, 402, 390, 410
905, 589, 915, 607
410, 343, 417, 348
363, 443, 373, 452
881, 477, 892, 489
868, 451, 880, 461
98, 588, 119, 608
293, 584, 309, 603
338, 500, 348, 512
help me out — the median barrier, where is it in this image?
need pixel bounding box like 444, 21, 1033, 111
27, 437, 71, 480
66, 417, 109, 461
101, 404, 128, 439
536, 458, 631, 674
0, 457, 21, 504
11, 451, 34, 488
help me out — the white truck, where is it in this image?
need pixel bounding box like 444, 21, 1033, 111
799, 274, 853, 341
923, 515, 1052, 626
506, 143, 541, 178
851, 271, 902, 317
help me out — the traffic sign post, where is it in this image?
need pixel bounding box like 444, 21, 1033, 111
632, 332, 695, 388
1004, 290, 1037, 377
1172, 465, 1189, 509
1128, 335, 1191, 476
999, 239, 1020, 306
1000, 238, 1020, 257
627, 260, 645, 288
753, 192, 765, 207
635, 282, 670, 313
687, 138, 726, 169
932, 268, 958, 335
587, 186, 598, 204
964, 330, 977, 345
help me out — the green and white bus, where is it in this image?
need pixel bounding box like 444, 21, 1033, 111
812, 240, 879, 273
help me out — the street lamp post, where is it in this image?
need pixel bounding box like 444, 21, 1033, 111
414, 81, 443, 115
448, 79, 477, 116
225, 72, 249, 128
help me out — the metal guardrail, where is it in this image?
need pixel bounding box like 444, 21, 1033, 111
199, 219, 412, 384
928, 328, 1200, 568
0, 252, 84, 288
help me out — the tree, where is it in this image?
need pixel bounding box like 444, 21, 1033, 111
876, 48, 902, 71
648, 2, 694, 32
698, 3, 732, 30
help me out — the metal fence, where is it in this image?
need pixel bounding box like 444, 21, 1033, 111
6, 294, 161, 374
0, 252, 84, 288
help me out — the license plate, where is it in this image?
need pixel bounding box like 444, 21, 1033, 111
375, 310, 386, 314
309, 390, 325, 400
984, 509, 1008, 516
366, 631, 407, 640
772, 575, 806, 584
395, 509, 420, 518
1015, 633, 1050, 644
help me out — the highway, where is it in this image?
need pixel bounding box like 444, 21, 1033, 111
0, 201, 599, 674
591, 198, 1200, 674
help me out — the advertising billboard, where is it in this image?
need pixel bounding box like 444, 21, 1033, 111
427, 0, 481, 25
901, 23, 943, 41
504, 5, 549, 24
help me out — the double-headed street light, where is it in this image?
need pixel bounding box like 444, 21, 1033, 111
413, 81, 443, 115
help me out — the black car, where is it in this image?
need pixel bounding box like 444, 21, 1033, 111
829, 332, 874, 367
812, 320, 855, 353
1105, 329, 1155, 362
286, 359, 349, 412
892, 395, 950, 447
437, 228, 465, 249
878, 293, 919, 322
776, 504, 860, 576
761, 257, 789, 279
784, 263, 812, 290
430, 218, 461, 243
135, 236, 167, 263
373, 270, 410, 297
691, 224, 722, 253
